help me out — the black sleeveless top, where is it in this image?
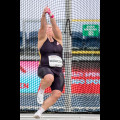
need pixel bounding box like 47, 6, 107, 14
38, 38, 63, 73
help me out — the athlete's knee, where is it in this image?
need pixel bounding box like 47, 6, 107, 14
44, 74, 54, 84
52, 91, 62, 100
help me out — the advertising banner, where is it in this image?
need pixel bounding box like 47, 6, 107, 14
20, 61, 100, 93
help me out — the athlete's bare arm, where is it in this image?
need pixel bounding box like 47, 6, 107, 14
38, 7, 48, 50
46, 7, 63, 46
38, 8, 47, 41
50, 17, 63, 46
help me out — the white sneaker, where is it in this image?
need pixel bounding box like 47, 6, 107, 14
33, 110, 42, 118
37, 91, 44, 104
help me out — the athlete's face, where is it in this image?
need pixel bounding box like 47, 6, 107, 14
46, 25, 53, 36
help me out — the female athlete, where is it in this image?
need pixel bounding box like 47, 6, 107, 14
33, 7, 64, 118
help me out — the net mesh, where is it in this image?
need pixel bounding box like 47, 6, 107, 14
20, 0, 100, 113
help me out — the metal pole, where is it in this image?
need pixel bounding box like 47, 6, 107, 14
64, 0, 72, 112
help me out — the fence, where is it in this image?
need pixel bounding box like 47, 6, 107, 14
20, 0, 100, 113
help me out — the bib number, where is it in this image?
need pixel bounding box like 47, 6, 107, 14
48, 55, 63, 67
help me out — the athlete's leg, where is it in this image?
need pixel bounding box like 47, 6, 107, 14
40, 72, 64, 110
40, 74, 54, 90
34, 74, 55, 118
37, 74, 54, 104
37, 66, 54, 91
34, 90, 62, 118
41, 90, 62, 110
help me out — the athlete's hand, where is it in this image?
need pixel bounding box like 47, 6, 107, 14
45, 7, 51, 15
43, 7, 54, 18
42, 7, 48, 16
43, 7, 50, 14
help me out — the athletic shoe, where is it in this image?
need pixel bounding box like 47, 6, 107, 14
37, 91, 44, 104
33, 110, 42, 118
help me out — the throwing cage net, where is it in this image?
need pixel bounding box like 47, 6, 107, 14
20, 0, 100, 113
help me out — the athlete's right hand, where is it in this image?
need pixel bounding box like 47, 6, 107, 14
43, 6, 49, 14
